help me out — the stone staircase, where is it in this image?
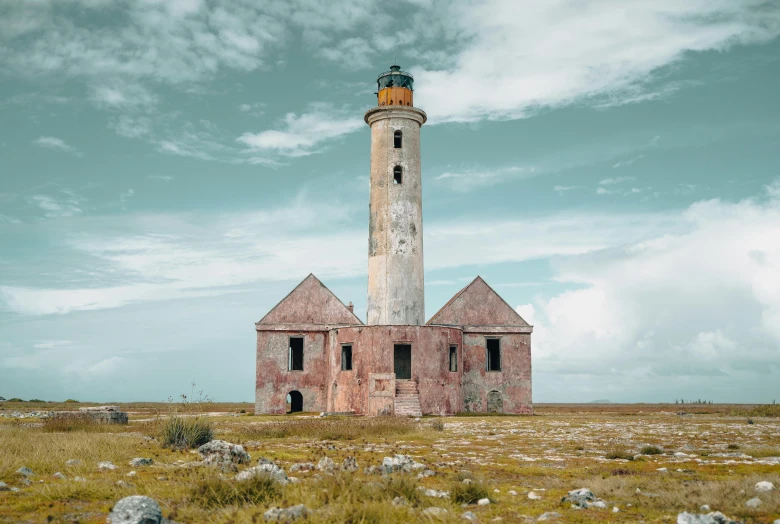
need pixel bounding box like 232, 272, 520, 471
394, 380, 422, 417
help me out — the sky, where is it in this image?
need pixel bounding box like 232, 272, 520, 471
1, 0, 779, 404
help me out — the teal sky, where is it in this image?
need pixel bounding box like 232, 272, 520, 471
1, 0, 779, 403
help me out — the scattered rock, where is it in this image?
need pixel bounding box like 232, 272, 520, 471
235, 463, 289, 485
289, 462, 315, 473
381, 454, 426, 474
657, 468, 668, 472
115, 480, 130, 488
462, 479, 472, 485
591, 501, 607, 509
461, 511, 478, 521
52, 472, 67, 480
317, 457, 335, 472
263, 505, 309, 522
536, 512, 561, 521
74, 477, 86, 482
561, 488, 607, 509
127, 471, 137, 477
198, 440, 250, 469
107, 495, 176, 524
508, 490, 517, 496
392, 496, 409, 506
477, 498, 491, 506
755, 481, 775, 492
98, 462, 117, 471
363, 466, 381, 475
745, 497, 762, 509
700, 505, 711, 512
423, 507, 448, 517
528, 491, 542, 500
423, 488, 449, 498
129, 458, 153, 467
676, 511, 740, 524
0, 482, 9, 491
341, 456, 358, 472
612, 507, 619, 513
156, 476, 168, 481
418, 469, 436, 478
65, 459, 83, 467
16, 467, 34, 477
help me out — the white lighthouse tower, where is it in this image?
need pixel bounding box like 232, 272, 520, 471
364, 65, 427, 325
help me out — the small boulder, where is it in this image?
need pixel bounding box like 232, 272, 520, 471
392, 496, 409, 506
676, 511, 740, 524
289, 462, 315, 473
0, 482, 9, 492
461, 511, 478, 521
263, 505, 309, 522
235, 463, 289, 485
536, 512, 561, 521
755, 481, 775, 492
477, 498, 490, 506
197, 440, 250, 467
127, 471, 137, 477
98, 462, 117, 471
423, 507, 447, 517
52, 472, 67, 480
745, 497, 762, 509
317, 457, 335, 472
381, 454, 425, 474
129, 458, 153, 467
423, 488, 449, 498
528, 491, 542, 500
341, 456, 358, 472
16, 467, 34, 477
65, 459, 83, 467
612, 507, 619, 513
700, 505, 711, 512
107, 495, 175, 524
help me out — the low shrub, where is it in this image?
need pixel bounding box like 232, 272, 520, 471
7, 398, 24, 402
64, 399, 80, 403
450, 479, 491, 504
28, 399, 46, 403
42, 413, 103, 433
190, 474, 281, 508
641, 445, 663, 455
729, 404, 780, 418
727, 444, 740, 450
160, 415, 213, 449
382, 476, 422, 506
605, 448, 635, 460
244, 416, 417, 441
743, 446, 780, 458
430, 419, 445, 431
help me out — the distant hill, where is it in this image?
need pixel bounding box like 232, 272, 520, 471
588, 399, 612, 404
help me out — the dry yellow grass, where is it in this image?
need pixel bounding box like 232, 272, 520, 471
1, 407, 779, 523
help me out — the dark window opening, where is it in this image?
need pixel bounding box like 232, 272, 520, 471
394, 344, 412, 380
393, 165, 402, 185
289, 337, 304, 371
486, 338, 501, 372
449, 345, 458, 372
341, 344, 353, 371
394, 130, 402, 148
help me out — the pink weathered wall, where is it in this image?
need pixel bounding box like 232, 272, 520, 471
327, 326, 463, 415
461, 333, 532, 414
258, 274, 362, 325
255, 331, 329, 414
428, 276, 530, 327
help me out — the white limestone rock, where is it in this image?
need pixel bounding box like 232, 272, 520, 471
477, 498, 490, 506
289, 462, 315, 473
755, 481, 775, 492
197, 440, 250, 466
263, 505, 309, 522
235, 463, 289, 485
52, 472, 67, 480
381, 454, 426, 474
676, 511, 740, 524
16, 467, 34, 477
528, 491, 542, 500
341, 456, 358, 472
461, 511, 478, 521
107, 495, 177, 524
98, 462, 117, 471
317, 457, 335, 472
129, 458, 153, 467
745, 497, 762, 509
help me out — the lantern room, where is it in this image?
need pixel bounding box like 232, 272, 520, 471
376, 65, 414, 107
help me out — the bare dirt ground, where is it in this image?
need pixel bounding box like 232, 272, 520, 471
0, 403, 778, 523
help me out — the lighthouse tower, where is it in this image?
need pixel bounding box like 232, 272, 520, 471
364, 65, 427, 326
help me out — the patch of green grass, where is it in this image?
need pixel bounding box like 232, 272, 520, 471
605, 448, 635, 460
160, 415, 213, 449
641, 445, 663, 455
189, 474, 281, 508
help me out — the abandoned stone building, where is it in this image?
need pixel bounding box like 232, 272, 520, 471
255, 66, 532, 416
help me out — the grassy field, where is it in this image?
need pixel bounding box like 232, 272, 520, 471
0, 403, 778, 523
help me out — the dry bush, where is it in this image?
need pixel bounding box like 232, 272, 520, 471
729, 404, 780, 418
243, 416, 417, 441
449, 479, 491, 504
189, 473, 281, 508
743, 446, 780, 458
430, 418, 445, 431
159, 415, 213, 449
42, 413, 111, 433
605, 448, 634, 460
640, 445, 663, 455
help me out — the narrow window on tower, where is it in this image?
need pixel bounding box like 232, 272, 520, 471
341, 344, 353, 371
394, 130, 402, 148
289, 337, 304, 371
393, 165, 403, 185
449, 345, 458, 372
486, 338, 501, 372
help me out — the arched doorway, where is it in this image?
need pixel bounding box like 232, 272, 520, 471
487, 391, 503, 413
287, 391, 303, 413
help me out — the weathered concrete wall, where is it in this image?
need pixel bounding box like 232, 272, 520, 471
461, 333, 532, 414
255, 331, 329, 414
258, 274, 362, 325
365, 106, 427, 326
326, 325, 462, 415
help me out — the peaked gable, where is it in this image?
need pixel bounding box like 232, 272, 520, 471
258, 274, 363, 325
427, 276, 529, 327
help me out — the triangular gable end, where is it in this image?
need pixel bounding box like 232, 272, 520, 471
427, 276, 529, 327
258, 274, 363, 325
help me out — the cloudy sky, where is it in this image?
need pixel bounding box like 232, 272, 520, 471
1, 0, 779, 403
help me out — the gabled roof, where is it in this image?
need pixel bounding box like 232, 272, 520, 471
257, 274, 363, 325
427, 276, 530, 327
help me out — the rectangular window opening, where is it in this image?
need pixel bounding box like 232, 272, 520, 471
393, 166, 403, 185
394, 130, 402, 148
486, 338, 501, 372
289, 337, 304, 371
449, 345, 458, 372
341, 344, 353, 371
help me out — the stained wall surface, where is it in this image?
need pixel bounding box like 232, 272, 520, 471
326, 325, 462, 415
255, 330, 329, 414
428, 276, 530, 327
365, 107, 427, 326
258, 274, 362, 326
461, 332, 532, 414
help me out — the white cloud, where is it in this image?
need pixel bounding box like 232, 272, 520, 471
29, 191, 84, 218
600, 176, 636, 186
237, 104, 363, 157
32, 136, 81, 156
411, 0, 780, 123
612, 155, 645, 169
89, 83, 158, 109
435, 166, 536, 192
553, 185, 578, 193
120, 189, 135, 203
521, 181, 780, 400
148, 175, 174, 182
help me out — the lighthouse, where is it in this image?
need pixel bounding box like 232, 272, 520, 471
364, 65, 427, 326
